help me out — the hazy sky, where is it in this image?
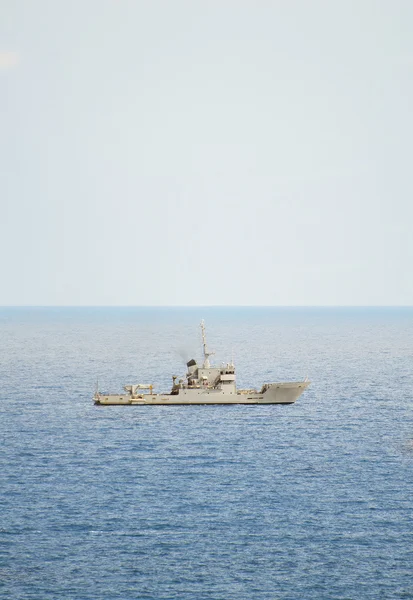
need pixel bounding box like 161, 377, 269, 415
2, 1, 413, 305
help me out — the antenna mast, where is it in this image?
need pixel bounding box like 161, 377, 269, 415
200, 319, 214, 368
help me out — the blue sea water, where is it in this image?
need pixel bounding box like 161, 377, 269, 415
1, 307, 413, 600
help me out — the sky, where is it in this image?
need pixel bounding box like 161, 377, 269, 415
1, 0, 413, 306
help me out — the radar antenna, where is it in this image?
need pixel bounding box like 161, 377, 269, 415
200, 319, 214, 368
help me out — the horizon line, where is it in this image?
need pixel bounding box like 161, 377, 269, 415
1, 305, 413, 309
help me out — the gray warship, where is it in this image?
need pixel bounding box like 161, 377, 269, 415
94, 320, 310, 406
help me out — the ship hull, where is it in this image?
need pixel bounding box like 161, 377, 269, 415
94, 381, 310, 406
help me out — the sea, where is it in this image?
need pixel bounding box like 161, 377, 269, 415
1, 307, 413, 600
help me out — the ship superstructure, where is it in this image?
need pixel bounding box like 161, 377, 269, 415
94, 320, 310, 406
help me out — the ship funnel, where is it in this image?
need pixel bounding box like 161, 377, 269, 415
187, 358, 197, 376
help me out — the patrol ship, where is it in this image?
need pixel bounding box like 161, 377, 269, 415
94, 321, 310, 406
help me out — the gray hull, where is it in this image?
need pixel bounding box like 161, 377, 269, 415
95, 381, 310, 406
93, 321, 310, 407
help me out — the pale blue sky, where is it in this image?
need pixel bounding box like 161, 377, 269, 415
2, 1, 413, 305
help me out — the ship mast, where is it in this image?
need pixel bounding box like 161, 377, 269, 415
200, 319, 214, 368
